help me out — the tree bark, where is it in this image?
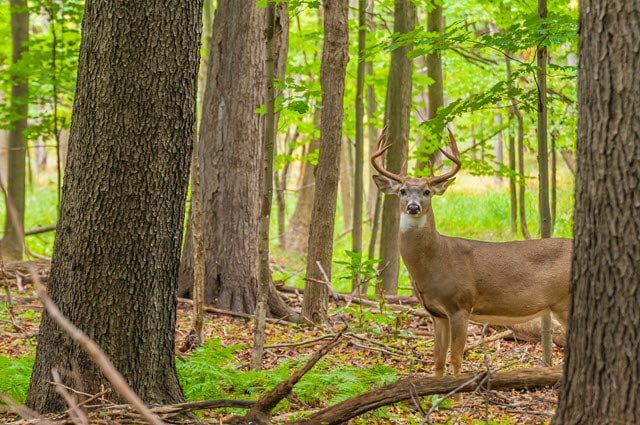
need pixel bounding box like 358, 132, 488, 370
1, 0, 29, 261
424, 3, 444, 170
352, 0, 366, 293
553, 1, 640, 423
26, 0, 202, 412
199, 1, 264, 313
378, 0, 415, 295
536, 0, 553, 367
301, 0, 349, 324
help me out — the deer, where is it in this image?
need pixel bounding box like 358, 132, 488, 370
371, 128, 572, 398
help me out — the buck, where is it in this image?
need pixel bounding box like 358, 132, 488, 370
371, 128, 572, 395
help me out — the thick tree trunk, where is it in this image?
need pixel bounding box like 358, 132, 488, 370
1, 0, 29, 261
553, 1, 640, 423
301, 0, 349, 324
199, 1, 265, 313
26, 0, 202, 413
378, 0, 414, 295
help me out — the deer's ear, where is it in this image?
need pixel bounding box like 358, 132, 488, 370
372, 175, 401, 195
431, 177, 455, 196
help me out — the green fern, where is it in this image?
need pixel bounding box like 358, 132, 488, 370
0, 355, 34, 404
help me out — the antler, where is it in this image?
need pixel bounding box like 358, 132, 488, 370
370, 126, 404, 183
428, 127, 461, 184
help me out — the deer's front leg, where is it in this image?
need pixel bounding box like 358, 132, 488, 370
432, 316, 450, 376
449, 310, 470, 402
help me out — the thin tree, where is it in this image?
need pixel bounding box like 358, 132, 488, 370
352, 0, 366, 293
552, 1, 640, 422
26, 0, 203, 412
252, 0, 277, 370
301, 0, 349, 324
1, 0, 29, 260
537, 0, 553, 366
378, 0, 415, 295
424, 2, 444, 170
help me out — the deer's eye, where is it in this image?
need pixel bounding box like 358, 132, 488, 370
423, 189, 431, 196
399, 188, 407, 195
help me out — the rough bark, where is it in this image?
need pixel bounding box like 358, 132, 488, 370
25, 0, 202, 412
378, 0, 415, 295
1, 0, 29, 261
552, 1, 640, 423
301, 0, 349, 324
199, 1, 265, 313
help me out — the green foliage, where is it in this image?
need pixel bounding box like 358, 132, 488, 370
0, 0, 82, 137
176, 337, 399, 412
296, 362, 398, 406
335, 250, 380, 289
0, 355, 34, 404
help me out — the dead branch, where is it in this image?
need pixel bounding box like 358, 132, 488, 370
243, 331, 344, 424
289, 366, 563, 425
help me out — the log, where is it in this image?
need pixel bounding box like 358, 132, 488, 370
289, 366, 563, 425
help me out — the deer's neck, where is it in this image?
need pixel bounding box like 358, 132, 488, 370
399, 209, 440, 254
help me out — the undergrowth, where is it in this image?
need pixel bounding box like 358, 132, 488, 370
0, 355, 34, 404
176, 337, 399, 415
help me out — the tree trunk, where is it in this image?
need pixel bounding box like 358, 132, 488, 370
493, 112, 503, 184
300, 0, 349, 324
26, 0, 202, 412
424, 2, 444, 171
339, 137, 353, 232
199, 1, 264, 313
553, 1, 640, 423
536, 0, 553, 367
252, 0, 277, 370
352, 0, 366, 292
378, 0, 415, 295
283, 121, 319, 254
1, 0, 29, 261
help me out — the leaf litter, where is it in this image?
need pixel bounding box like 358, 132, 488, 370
1, 260, 561, 424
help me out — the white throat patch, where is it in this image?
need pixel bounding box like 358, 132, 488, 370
400, 213, 427, 231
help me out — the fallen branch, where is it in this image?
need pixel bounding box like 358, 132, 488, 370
243, 331, 344, 424
289, 366, 563, 425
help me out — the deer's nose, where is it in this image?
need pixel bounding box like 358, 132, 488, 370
407, 203, 421, 215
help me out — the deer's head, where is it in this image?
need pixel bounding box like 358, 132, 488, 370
371, 128, 461, 222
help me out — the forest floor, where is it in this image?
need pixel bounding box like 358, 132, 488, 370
1, 260, 562, 424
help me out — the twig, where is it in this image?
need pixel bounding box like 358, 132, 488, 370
178, 297, 289, 323
0, 259, 26, 334
265, 334, 337, 349
0, 394, 56, 425
52, 369, 89, 425
465, 329, 514, 353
